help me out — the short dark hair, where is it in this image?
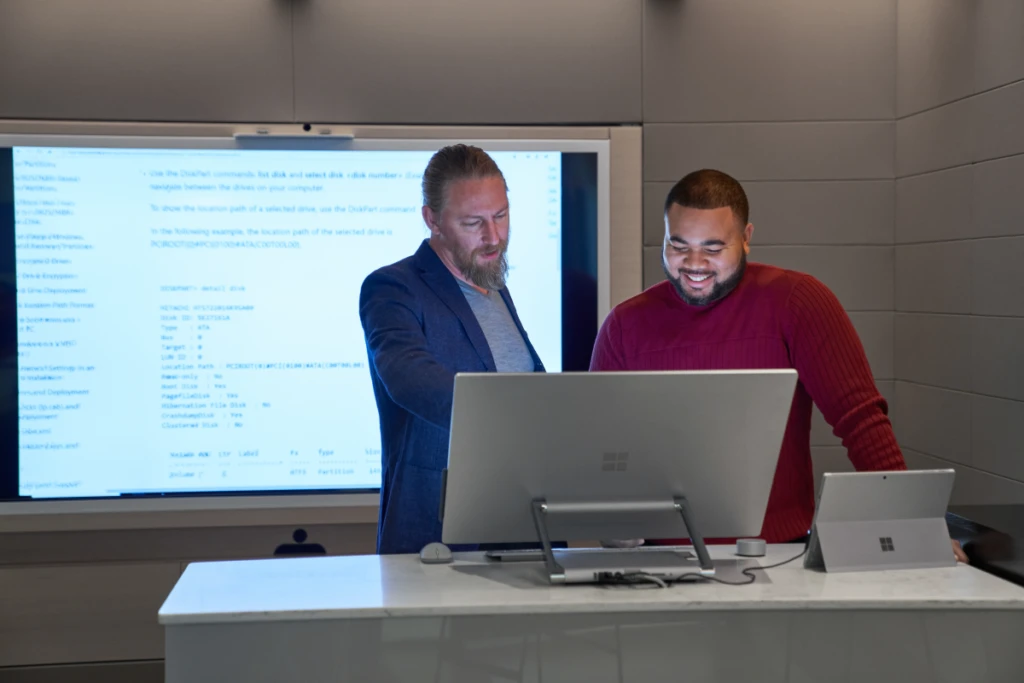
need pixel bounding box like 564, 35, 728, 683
663, 169, 749, 226
422, 144, 507, 216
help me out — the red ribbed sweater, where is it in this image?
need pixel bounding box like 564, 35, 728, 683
589, 263, 906, 543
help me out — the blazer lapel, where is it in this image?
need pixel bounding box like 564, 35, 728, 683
414, 241, 496, 372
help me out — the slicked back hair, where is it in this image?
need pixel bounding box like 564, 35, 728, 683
422, 144, 507, 216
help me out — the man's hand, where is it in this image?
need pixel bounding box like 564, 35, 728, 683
952, 539, 968, 563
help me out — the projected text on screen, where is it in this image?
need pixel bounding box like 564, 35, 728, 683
13, 147, 562, 498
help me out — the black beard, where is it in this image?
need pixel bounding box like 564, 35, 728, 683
663, 252, 747, 306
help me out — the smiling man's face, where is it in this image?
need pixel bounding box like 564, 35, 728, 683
662, 204, 753, 306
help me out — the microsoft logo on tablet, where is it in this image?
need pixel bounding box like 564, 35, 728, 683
879, 537, 895, 552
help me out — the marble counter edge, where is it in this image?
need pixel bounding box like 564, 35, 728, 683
158, 596, 1024, 626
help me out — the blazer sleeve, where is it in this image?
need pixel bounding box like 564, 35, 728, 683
359, 270, 457, 431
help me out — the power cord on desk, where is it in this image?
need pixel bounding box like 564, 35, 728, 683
598, 545, 809, 589
597, 572, 669, 589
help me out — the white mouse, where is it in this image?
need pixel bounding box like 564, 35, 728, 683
419, 541, 453, 564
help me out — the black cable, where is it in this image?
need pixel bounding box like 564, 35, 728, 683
670, 545, 810, 586
594, 571, 668, 589
596, 545, 809, 589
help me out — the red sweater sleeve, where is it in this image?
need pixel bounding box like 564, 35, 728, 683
589, 309, 627, 371
783, 276, 906, 472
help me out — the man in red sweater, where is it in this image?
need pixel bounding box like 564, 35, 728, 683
591, 169, 967, 561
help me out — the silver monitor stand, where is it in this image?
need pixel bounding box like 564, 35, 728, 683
529, 496, 715, 581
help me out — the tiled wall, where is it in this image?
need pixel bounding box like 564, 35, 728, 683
894, 0, 1024, 504
640, 0, 898, 482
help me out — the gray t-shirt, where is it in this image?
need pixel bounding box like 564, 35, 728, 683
458, 281, 536, 372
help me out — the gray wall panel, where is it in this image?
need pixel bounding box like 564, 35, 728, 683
893, 382, 972, 465
972, 394, 1024, 482
643, 183, 671, 248
0, 563, 179, 667
895, 242, 972, 314
894, 314, 972, 392
896, 100, 973, 177
293, 0, 642, 124
644, 123, 895, 182
975, 0, 1024, 93
972, 154, 1024, 239
971, 316, 1024, 402
971, 80, 1024, 163
971, 236, 1024, 316
895, 0, 1024, 506
903, 450, 1024, 505
642, 246, 664, 291
0, 0, 294, 122
895, 167, 973, 243
896, 0, 975, 117
644, 0, 895, 122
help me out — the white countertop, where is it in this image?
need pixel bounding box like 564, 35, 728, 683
158, 544, 1024, 626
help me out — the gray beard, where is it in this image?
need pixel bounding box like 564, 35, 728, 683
454, 245, 509, 291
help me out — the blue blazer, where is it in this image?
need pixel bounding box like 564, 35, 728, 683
359, 240, 545, 554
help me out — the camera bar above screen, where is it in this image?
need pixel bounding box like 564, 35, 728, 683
0, 135, 609, 507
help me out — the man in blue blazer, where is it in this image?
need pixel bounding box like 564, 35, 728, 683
359, 145, 545, 555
